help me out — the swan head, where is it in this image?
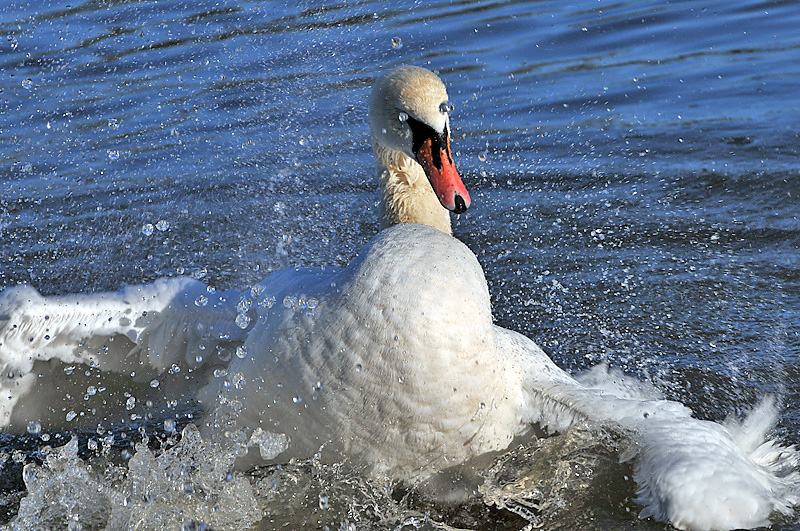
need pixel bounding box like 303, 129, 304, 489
370, 66, 471, 216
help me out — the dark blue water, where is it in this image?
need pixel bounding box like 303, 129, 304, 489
1, 0, 799, 529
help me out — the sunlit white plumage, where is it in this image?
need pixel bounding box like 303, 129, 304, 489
1, 66, 798, 530
202, 224, 529, 481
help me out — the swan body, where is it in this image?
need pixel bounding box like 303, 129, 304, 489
201, 224, 528, 481
1, 66, 798, 530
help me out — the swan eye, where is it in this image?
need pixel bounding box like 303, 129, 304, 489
439, 102, 453, 114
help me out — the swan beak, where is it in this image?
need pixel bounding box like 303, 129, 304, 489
414, 133, 471, 215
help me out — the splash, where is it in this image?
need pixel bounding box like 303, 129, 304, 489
482, 424, 625, 530
6, 424, 261, 531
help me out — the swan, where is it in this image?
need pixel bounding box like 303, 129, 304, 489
1, 65, 798, 531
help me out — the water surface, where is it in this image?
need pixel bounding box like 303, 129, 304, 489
1, 0, 799, 529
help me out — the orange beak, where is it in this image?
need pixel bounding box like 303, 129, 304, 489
414, 131, 470, 214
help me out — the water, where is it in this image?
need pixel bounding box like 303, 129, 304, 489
1, 0, 799, 529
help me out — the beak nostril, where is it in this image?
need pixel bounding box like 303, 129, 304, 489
453, 195, 468, 214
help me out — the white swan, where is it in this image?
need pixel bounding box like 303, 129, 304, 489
1, 66, 798, 531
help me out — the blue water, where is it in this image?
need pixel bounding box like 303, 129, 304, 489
1, 0, 799, 529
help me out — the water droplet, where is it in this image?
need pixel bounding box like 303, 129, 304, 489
26, 421, 41, 435
216, 347, 231, 362
398, 112, 408, 122
126, 397, 136, 411
87, 438, 98, 451
237, 297, 252, 313
149, 379, 159, 388
258, 295, 276, 309
191, 268, 207, 280
141, 223, 154, 236
22, 464, 37, 485
390, 37, 402, 49
194, 295, 208, 307
107, 149, 120, 160
19, 162, 33, 175
439, 102, 454, 114
312, 380, 323, 392
249, 428, 289, 460
292, 396, 302, 404
381, 128, 387, 135
87, 385, 97, 396
356, 364, 363, 372
155, 220, 169, 231
319, 492, 330, 509
66, 410, 77, 422
164, 418, 176, 433
108, 118, 120, 130
250, 284, 265, 299
235, 313, 251, 329
21, 78, 32, 89
195, 354, 204, 364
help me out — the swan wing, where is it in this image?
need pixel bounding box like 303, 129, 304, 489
0, 278, 243, 426
633, 398, 800, 531
495, 325, 799, 529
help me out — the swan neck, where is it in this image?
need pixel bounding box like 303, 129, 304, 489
373, 142, 452, 235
